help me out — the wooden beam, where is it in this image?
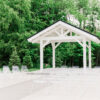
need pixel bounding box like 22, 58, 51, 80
89, 41, 91, 68
70, 31, 72, 36
52, 43, 56, 68
83, 39, 87, 69
55, 30, 61, 36
55, 42, 61, 49
64, 30, 70, 36
42, 36, 83, 40
40, 40, 43, 70
74, 38, 83, 47
61, 28, 63, 35
43, 40, 50, 47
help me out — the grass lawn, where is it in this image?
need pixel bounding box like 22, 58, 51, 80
28, 68, 39, 72
0, 68, 2, 71
0, 67, 39, 72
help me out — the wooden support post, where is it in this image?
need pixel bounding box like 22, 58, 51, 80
70, 31, 72, 36
52, 43, 56, 68
89, 41, 91, 68
83, 39, 87, 69
40, 40, 43, 70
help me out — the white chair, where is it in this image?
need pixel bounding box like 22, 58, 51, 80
21, 65, 28, 72
3, 66, 11, 73
12, 66, 20, 73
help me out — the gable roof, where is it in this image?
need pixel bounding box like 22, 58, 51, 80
28, 21, 100, 44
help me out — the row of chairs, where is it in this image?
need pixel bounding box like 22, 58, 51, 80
2, 66, 28, 73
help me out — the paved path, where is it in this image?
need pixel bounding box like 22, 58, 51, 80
0, 77, 50, 100
1, 68, 100, 100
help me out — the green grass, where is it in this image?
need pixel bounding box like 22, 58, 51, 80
0, 67, 39, 72
28, 68, 39, 72
0, 68, 2, 71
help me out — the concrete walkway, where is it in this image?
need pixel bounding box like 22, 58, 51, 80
1, 68, 100, 100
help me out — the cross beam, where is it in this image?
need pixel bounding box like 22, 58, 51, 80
42, 36, 83, 41
43, 40, 50, 47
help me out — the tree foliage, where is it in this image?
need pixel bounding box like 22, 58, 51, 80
23, 51, 33, 68
0, 0, 100, 68
9, 47, 21, 68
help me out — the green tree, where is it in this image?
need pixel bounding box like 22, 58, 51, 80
9, 47, 21, 68
0, 0, 100, 68
23, 51, 33, 69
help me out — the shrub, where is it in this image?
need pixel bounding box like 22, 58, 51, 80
9, 47, 21, 69
23, 51, 33, 69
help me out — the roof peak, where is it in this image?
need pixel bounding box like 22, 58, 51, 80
28, 20, 100, 44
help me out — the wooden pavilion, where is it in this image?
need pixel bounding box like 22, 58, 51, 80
28, 21, 100, 70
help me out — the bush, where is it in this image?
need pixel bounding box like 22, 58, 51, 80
9, 47, 21, 69
23, 51, 33, 69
